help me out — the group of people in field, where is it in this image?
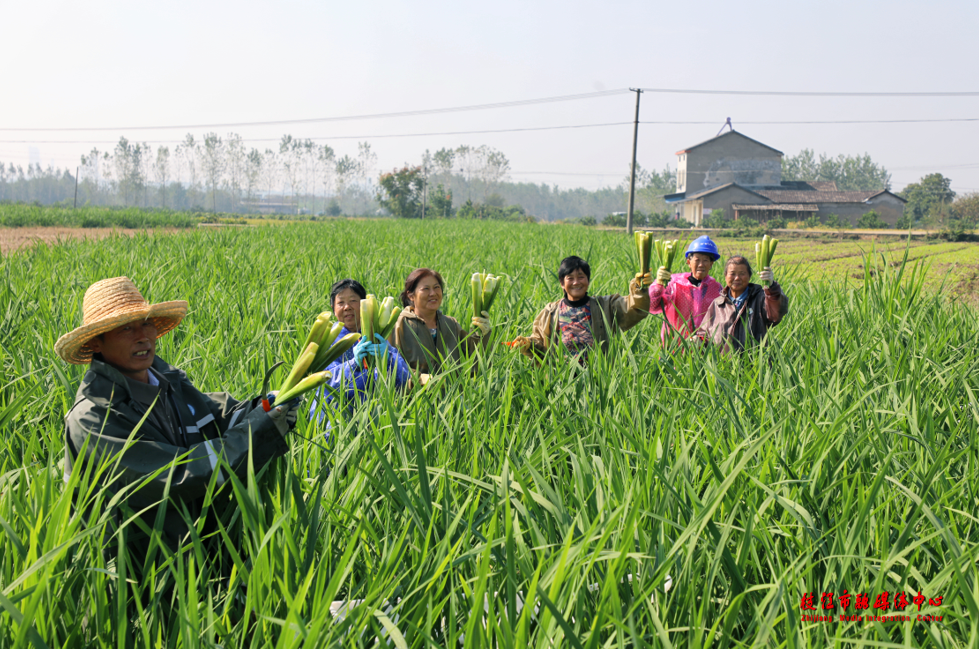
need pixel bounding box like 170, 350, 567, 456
54, 235, 787, 587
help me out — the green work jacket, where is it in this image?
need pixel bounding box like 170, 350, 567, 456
63, 356, 288, 549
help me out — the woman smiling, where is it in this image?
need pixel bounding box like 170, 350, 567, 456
695, 255, 788, 352
512, 256, 650, 364
389, 268, 491, 374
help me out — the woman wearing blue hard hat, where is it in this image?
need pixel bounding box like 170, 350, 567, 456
649, 235, 723, 346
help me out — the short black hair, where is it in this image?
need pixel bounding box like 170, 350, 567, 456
329, 279, 367, 308
558, 256, 590, 283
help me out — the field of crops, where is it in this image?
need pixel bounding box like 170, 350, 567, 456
0, 205, 197, 229
1, 221, 977, 646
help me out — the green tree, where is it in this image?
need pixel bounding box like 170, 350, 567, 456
899, 173, 956, 227
377, 166, 425, 218
952, 193, 979, 227
782, 149, 890, 190
428, 184, 453, 218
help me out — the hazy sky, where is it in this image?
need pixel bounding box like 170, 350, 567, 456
2, 0, 977, 193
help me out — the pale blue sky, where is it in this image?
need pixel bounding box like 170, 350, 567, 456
2, 0, 976, 192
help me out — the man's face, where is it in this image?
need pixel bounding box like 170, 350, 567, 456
89, 320, 158, 379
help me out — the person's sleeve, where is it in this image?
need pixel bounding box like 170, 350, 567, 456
694, 301, 719, 344
649, 283, 666, 315
168, 366, 244, 431
307, 357, 362, 422
763, 281, 788, 326
66, 400, 287, 505
611, 278, 651, 332
519, 306, 552, 360
380, 343, 412, 388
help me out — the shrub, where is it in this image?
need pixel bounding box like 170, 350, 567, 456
824, 213, 844, 229
857, 209, 888, 229
766, 215, 786, 229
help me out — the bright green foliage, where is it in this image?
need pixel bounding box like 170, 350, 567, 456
0, 221, 977, 646
0, 204, 197, 228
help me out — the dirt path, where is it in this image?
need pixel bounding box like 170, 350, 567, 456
0, 227, 181, 255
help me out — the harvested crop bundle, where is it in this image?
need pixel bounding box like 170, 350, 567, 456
471, 272, 502, 317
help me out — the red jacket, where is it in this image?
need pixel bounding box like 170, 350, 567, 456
648, 272, 723, 345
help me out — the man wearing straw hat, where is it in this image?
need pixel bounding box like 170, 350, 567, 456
56, 276, 300, 551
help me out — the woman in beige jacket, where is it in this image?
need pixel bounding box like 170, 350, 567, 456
389, 268, 492, 374
512, 256, 650, 364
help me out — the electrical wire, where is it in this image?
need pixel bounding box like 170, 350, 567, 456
639, 88, 979, 97
0, 122, 632, 145
0, 90, 630, 132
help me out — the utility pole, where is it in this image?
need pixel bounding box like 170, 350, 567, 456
73, 166, 79, 209
626, 88, 643, 235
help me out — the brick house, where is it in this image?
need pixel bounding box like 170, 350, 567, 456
664, 131, 906, 227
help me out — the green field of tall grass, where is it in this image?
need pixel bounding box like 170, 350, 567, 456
1, 221, 976, 647
0, 205, 197, 229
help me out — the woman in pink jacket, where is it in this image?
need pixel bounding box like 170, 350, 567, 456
648, 236, 723, 346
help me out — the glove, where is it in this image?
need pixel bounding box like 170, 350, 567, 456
758, 267, 774, 285
635, 271, 652, 288
471, 311, 491, 337
510, 335, 531, 350
353, 337, 372, 365
266, 391, 300, 436
655, 267, 672, 286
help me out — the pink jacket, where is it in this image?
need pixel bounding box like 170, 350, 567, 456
649, 273, 723, 345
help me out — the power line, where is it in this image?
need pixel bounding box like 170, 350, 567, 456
4, 115, 976, 146
0, 122, 632, 145
642, 118, 978, 125
639, 88, 979, 97
0, 90, 630, 132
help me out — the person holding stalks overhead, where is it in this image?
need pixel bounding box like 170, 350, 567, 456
510, 256, 650, 364
308, 279, 411, 425
56, 277, 300, 557
390, 268, 492, 374
649, 235, 724, 345
695, 255, 788, 352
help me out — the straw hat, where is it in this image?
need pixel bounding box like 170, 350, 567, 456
55, 277, 188, 364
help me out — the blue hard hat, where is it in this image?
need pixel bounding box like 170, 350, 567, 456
685, 236, 720, 261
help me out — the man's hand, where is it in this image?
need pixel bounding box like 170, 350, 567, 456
758, 267, 774, 285
655, 267, 672, 286
635, 271, 653, 288
266, 391, 301, 436
471, 311, 491, 336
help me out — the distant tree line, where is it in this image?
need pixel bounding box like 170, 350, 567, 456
781, 149, 891, 191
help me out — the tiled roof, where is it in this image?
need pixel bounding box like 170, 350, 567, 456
754, 189, 879, 204
676, 130, 783, 156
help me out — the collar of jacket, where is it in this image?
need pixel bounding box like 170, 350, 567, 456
81, 356, 182, 407
676, 273, 719, 289
401, 306, 446, 326
716, 283, 763, 304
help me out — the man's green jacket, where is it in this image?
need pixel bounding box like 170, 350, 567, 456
64, 356, 288, 548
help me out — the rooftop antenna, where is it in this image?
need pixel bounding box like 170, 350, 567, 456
717, 117, 733, 136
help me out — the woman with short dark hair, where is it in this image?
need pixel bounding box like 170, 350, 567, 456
511, 255, 650, 363
389, 268, 491, 374
308, 278, 410, 424
695, 256, 788, 352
